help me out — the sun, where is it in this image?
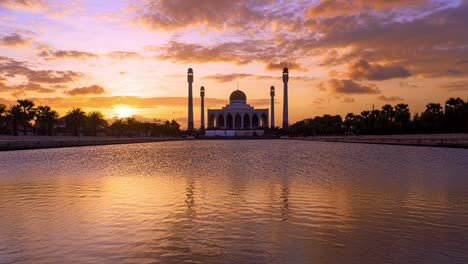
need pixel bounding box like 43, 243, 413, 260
112, 104, 136, 118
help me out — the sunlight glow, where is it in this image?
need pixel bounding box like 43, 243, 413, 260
112, 104, 136, 118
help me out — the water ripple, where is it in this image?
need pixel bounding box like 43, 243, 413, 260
0, 140, 467, 263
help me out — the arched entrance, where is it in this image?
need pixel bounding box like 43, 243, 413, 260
208, 114, 216, 128
217, 115, 225, 129
226, 114, 233, 129
243, 114, 250, 129
235, 114, 242, 129
252, 114, 259, 128
260, 114, 267, 128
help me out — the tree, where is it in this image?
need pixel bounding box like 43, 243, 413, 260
0, 104, 7, 134
420, 103, 443, 132
344, 113, 354, 133
110, 119, 126, 136
444, 97, 465, 132
360, 110, 371, 134
394, 103, 410, 133
66, 107, 86, 136
87, 111, 107, 136
36, 106, 59, 136
381, 104, 395, 133
16, 99, 36, 135
125, 117, 141, 136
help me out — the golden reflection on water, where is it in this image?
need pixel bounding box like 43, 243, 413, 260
0, 140, 467, 263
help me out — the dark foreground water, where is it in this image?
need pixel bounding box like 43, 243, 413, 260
0, 140, 467, 264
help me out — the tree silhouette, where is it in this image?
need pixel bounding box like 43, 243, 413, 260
444, 97, 465, 132
36, 106, 59, 136
394, 103, 410, 132
421, 103, 443, 132
0, 104, 7, 134
66, 107, 86, 136
87, 111, 107, 136
16, 99, 36, 135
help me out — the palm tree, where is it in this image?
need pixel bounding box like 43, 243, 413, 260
36, 106, 59, 136
0, 104, 7, 134
126, 117, 140, 136
444, 98, 465, 132
110, 119, 126, 137
394, 104, 410, 132
381, 104, 394, 132
87, 111, 107, 136
421, 103, 443, 132
66, 107, 86, 136
16, 99, 36, 135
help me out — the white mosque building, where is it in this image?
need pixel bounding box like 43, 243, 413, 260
186, 68, 289, 137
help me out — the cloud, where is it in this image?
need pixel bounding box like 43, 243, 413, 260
341, 96, 355, 103
0, 81, 55, 97
64, 85, 106, 96
439, 81, 468, 91
265, 61, 304, 71
311, 2, 468, 77
13, 96, 228, 109
204, 73, 256, 83
155, 39, 303, 69
156, 40, 268, 65
305, 0, 428, 19
0, 33, 32, 47
0, 59, 84, 83
378, 95, 404, 102
135, 0, 276, 31
106, 51, 142, 59
38, 49, 98, 60
0, 0, 48, 12
328, 79, 380, 94
348, 60, 411, 81
203, 73, 314, 83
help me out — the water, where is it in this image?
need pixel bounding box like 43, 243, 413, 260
0, 140, 467, 263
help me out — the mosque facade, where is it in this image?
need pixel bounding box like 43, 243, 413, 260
186, 68, 289, 137
207, 90, 269, 130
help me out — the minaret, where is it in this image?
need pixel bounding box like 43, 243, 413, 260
270, 86, 275, 129
282, 67, 289, 133
200, 86, 205, 131
187, 68, 194, 131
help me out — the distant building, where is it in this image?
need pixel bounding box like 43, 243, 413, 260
186, 67, 290, 137
205, 90, 268, 137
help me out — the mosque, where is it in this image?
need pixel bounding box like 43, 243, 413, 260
186, 68, 289, 137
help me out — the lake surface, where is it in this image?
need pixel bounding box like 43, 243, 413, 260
0, 140, 467, 263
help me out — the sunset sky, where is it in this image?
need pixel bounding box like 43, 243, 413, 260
1, 0, 467, 128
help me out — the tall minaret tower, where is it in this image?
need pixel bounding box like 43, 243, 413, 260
282, 67, 289, 133
187, 68, 194, 131
200, 86, 205, 131
270, 86, 275, 129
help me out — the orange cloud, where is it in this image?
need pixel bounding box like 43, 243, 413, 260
38, 49, 98, 60
0, 33, 32, 47
378, 95, 405, 102
348, 60, 410, 81
265, 61, 305, 71
0, 59, 84, 83
0, 0, 48, 12
106, 51, 142, 59
203, 73, 314, 83
328, 79, 380, 94
64, 85, 106, 96
439, 81, 468, 91
306, 0, 429, 19
135, 0, 272, 31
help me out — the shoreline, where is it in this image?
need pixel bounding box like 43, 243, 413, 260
1, 133, 468, 151
0, 136, 182, 151
291, 133, 468, 149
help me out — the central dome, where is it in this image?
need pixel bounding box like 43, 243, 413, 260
230, 90, 247, 102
